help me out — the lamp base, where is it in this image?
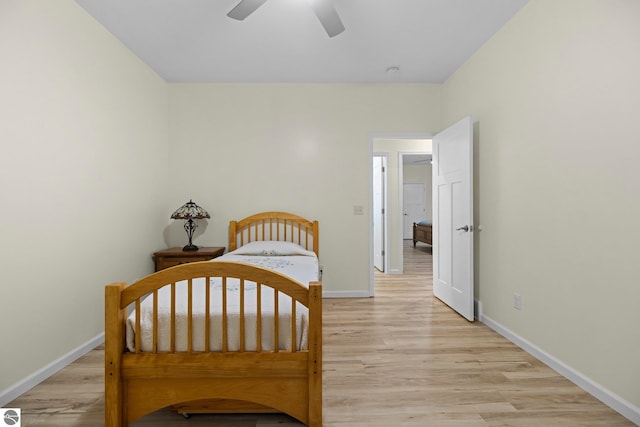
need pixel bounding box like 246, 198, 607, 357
182, 244, 199, 251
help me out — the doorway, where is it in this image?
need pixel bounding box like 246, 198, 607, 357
369, 135, 433, 296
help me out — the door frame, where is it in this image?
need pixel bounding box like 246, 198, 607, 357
369, 133, 434, 297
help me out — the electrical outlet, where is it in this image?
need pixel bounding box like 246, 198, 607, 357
353, 205, 364, 215
513, 293, 522, 310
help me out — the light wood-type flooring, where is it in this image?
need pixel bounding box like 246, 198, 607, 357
8, 241, 635, 426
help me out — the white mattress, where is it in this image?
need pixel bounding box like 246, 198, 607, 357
126, 245, 319, 353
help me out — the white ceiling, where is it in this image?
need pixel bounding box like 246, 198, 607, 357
75, 0, 528, 83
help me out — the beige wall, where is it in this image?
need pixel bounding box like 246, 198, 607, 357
442, 0, 640, 410
0, 1, 168, 393
165, 85, 441, 295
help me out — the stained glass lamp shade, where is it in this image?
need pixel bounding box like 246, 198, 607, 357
170, 199, 210, 251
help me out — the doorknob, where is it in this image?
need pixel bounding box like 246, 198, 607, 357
456, 225, 470, 232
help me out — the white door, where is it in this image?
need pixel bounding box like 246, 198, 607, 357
403, 183, 426, 239
373, 156, 386, 271
432, 116, 474, 321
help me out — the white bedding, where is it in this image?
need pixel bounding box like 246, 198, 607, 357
126, 242, 319, 353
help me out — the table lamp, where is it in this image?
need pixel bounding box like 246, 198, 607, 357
170, 199, 210, 251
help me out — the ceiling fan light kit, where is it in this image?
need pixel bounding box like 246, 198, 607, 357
227, 0, 345, 38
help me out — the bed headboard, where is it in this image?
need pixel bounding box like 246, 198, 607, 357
229, 211, 319, 257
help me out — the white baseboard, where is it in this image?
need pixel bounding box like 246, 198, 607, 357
480, 312, 640, 426
0, 333, 105, 407
323, 290, 371, 298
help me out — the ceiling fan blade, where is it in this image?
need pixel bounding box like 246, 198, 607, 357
227, 0, 268, 21
309, 0, 345, 37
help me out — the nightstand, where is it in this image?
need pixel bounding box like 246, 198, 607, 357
153, 246, 225, 272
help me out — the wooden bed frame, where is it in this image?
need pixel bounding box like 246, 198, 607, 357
105, 212, 321, 426
413, 222, 432, 247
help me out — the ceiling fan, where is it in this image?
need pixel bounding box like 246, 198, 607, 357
410, 155, 433, 165
227, 0, 345, 38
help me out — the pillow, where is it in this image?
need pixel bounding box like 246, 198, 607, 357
417, 220, 431, 226
231, 241, 316, 257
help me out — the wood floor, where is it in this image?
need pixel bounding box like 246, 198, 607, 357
9, 241, 634, 426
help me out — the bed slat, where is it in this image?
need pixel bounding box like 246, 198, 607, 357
222, 277, 228, 352
257, 283, 262, 352
135, 299, 141, 353
291, 299, 296, 353
205, 277, 211, 352
188, 279, 193, 353
240, 280, 245, 352
152, 290, 158, 353
273, 288, 279, 353
170, 283, 176, 353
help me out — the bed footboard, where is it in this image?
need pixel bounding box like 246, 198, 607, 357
105, 261, 322, 426
413, 222, 432, 247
